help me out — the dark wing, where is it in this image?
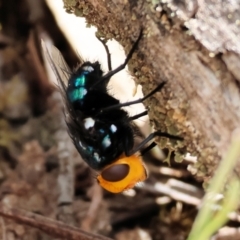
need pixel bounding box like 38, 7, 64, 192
41, 40, 71, 95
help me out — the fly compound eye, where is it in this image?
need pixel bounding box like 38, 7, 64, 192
97, 155, 147, 193
101, 164, 130, 182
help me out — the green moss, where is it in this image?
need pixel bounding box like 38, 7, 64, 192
174, 152, 184, 163
74, 8, 84, 17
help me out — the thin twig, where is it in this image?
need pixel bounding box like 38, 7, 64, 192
81, 182, 103, 231
138, 181, 202, 206
0, 217, 6, 240
0, 203, 112, 240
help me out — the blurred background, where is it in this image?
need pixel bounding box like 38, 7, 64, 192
0, 0, 204, 239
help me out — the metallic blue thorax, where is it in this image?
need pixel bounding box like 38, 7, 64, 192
67, 71, 89, 102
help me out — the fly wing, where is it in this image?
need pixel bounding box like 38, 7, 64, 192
42, 40, 78, 125
41, 40, 71, 95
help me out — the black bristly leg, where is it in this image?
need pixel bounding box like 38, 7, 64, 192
101, 29, 143, 80
96, 36, 112, 71
140, 142, 157, 156
125, 130, 183, 156
90, 29, 143, 90
97, 81, 166, 114
129, 110, 148, 121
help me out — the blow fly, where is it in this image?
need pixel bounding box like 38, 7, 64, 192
42, 30, 182, 193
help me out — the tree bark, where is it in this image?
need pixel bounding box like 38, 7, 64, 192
63, 0, 240, 181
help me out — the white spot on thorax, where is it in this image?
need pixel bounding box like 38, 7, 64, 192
93, 152, 100, 162
102, 135, 111, 148
110, 124, 117, 133
82, 66, 94, 72
81, 88, 87, 96
84, 117, 95, 129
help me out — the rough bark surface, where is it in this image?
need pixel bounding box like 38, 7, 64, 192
63, 0, 240, 181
